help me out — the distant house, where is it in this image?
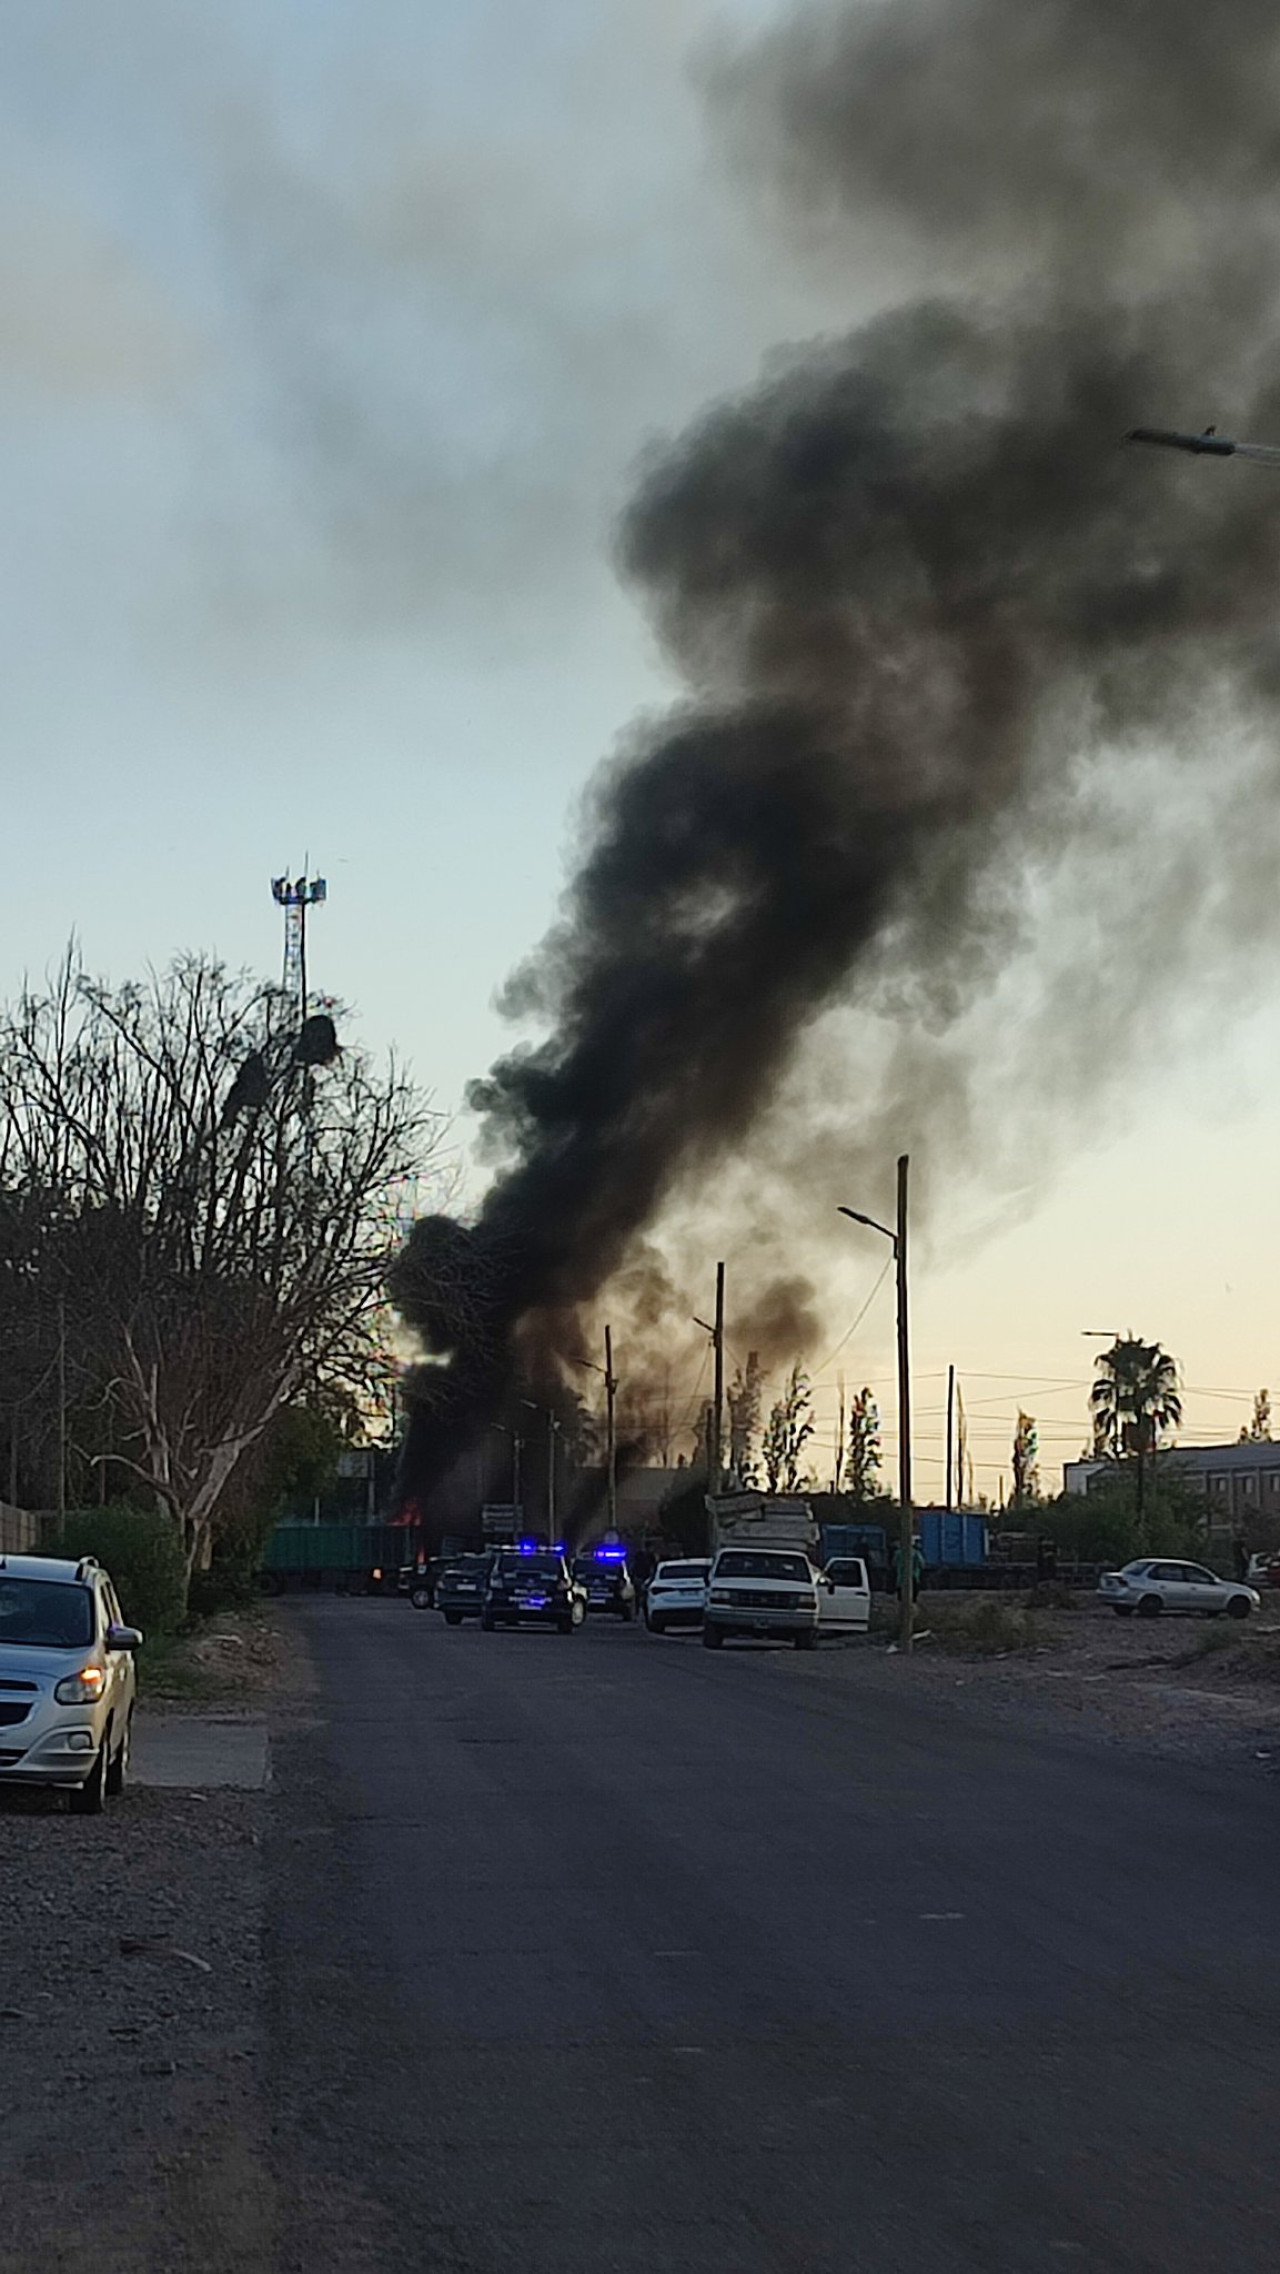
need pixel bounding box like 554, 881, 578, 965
1063, 1440, 1280, 1532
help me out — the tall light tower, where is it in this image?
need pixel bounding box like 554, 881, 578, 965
271, 871, 326, 1021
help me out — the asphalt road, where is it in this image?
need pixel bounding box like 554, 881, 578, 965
267, 1600, 1280, 2273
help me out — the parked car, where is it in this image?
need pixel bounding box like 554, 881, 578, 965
482, 1549, 587, 1633
1099, 1560, 1260, 1619
703, 1547, 821, 1650
645, 1559, 711, 1633
571, 1550, 637, 1620
432, 1553, 494, 1623
1247, 1552, 1280, 1589
817, 1556, 872, 1634
0, 1554, 141, 1813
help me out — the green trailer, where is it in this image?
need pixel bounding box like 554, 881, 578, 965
258, 1520, 421, 1596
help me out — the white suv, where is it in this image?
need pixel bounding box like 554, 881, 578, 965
0, 1555, 142, 1812
703, 1547, 821, 1649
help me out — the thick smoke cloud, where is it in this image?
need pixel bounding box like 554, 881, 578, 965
395, 0, 1280, 1502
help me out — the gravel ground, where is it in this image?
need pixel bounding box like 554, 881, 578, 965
0, 1698, 276, 2272
783, 1592, 1280, 1767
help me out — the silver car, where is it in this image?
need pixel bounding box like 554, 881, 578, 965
1099, 1558, 1260, 1621
0, 1554, 142, 1811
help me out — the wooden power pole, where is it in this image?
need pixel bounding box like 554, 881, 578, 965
709, 1262, 725, 1497
895, 1155, 914, 1654
604, 1324, 618, 1537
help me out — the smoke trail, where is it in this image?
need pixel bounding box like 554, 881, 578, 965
395, 0, 1280, 1499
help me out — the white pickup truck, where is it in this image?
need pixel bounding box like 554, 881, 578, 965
702, 1548, 870, 1649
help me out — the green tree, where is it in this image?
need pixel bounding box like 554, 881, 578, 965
1037, 1461, 1208, 1566
1242, 1388, 1272, 1443
846, 1387, 883, 1504
1011, 1411, 1040, 1508
761, 1364, 815, 1493
1089, 1337, 1182, 1516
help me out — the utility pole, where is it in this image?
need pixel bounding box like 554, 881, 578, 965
945, 1362, 955, 1513
710, 1262, 725, 1497
546, 1411, 559, 1543
56, 1292, 67, 1528
895, 1155, 914, 1655
604, 1325, 618, 1538
837, 1161, 913, 1651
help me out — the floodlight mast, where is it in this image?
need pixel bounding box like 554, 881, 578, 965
270, 871, 327, 1020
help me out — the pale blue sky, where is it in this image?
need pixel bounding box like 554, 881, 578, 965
4, 0, 1280, 1497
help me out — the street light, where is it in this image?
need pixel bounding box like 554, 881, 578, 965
571, 1328, 618, 1537
521, 1399, 562, 1543
488, 1421, 523, 1530
1125, 424, 1280, 467
838, 1153, 914, 1654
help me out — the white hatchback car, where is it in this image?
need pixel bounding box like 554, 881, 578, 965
0, 1554, 142, 1811
1099, 1559, 1260, 1621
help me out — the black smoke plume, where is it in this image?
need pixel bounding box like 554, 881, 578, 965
395, 0, 1280, 1506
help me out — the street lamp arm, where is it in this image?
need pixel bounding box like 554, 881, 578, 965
837, 1205, 898, 1249
1125, 425, 1280, 466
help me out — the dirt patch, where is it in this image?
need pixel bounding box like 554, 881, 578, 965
0, 1784, 273, 2273
0, 1610, 318, 2269
140, 1603, 307, 1711
831, 1592, 1280, 1765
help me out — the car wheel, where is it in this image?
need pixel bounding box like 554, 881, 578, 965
1227, 1594, 1252, 1620
557, 1615, 576, 1634
411, 1588, 433, 1611
702, 1623, 723, 1649
647, 1616, 666, 1636
794, 1631, 819, 1651
1112, 1606, 1134, 1618
105, 1710, 132, 1798
69, 1729, 109, 1816
481, 1609, 496, 1632
1137, 1594, 1162, 1618
442, 1610, 463, 1625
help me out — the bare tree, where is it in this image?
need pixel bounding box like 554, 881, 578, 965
0, 953, 443, 1579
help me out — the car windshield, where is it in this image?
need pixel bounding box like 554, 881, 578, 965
656, 1563, 709, 1581
574, 1557, 625, 1577
496, 1553, 560, 1578
0, 1577, 94, 1649
445, 1558, 489, 1577
715, 1552, 811, 1583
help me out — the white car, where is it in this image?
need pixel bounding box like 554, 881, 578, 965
1099, 1559, 1260, 1620
817, 1556, 872, 1634
644, 1559, 710, 1634
0, 1553, 141, 1811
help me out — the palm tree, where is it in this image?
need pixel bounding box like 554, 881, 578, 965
1089, 1337, 1183, 1516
